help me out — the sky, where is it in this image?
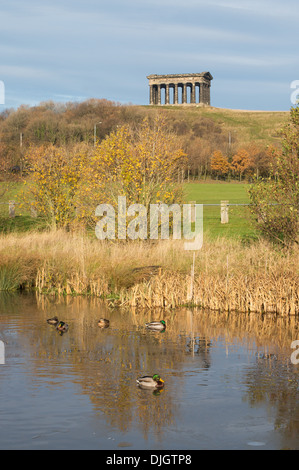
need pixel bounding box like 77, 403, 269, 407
0, 0, 299, 111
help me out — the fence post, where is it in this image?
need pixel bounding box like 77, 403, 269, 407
9, 201, 15, 218
221, 200, 229, 224
30, 206, 37, 218
189, 201, 196, 223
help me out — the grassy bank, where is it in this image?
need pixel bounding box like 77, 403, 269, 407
0, 230, 298, 315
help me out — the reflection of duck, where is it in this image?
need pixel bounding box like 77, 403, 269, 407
145, 320, 166, 331
256, 352, 277, 360
47, 316, 59, 325
98, 318, 110, 328
56, 321, 69, 332
136, 374, 165, 389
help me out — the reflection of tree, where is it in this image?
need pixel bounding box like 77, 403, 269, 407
243, 355, 299, 448
4, 297, 187, 439
185, 337, 212, 368
78, 328, 180, 437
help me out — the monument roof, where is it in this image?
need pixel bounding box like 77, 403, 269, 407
147, 72, 213, 80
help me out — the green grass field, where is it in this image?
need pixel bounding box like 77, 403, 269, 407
0, 181, 258, 240
184, 181, 257, 240
185, 181, 250, 203
0, 181, 48, 232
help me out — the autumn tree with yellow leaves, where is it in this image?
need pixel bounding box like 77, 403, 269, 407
210, 150, 230, 179
22, 144, 93, 228
249, 105, 299, 246
23, 115, 186, 231
91, 115, 186, 206
230, 148, 253, 180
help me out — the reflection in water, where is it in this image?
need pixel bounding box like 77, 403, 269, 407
245, 352, 299, 449
0, 292, 298, 450
97, 318, 110, 329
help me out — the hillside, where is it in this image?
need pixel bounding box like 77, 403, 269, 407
141, 105, 289, 145
0, 100, 290, 179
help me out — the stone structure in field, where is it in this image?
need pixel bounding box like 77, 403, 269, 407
147, 72, 213, 106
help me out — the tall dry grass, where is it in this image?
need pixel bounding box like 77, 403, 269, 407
0, 229, 298, 315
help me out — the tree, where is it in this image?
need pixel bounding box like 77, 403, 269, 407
0, 144, 21, 202
91, 114, 186, 204
230, 148, 253, 180
23, 144, 93, 228
210, 150, 230, 178
244, 143, 273, 178
84, 115, 187, 236
22, 115, 187, 232
249, 106, 299, 246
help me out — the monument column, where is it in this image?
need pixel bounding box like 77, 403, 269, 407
191, 83, 196, 104
149, 86, 154, 105
201, 82, 210, 105
206, 84, 209, 104
174, 84, 178, 104
199, 82, 204, 104
165, 84, 170, 105
207, 83, 211, 105
182, 84, 187, 104
157, 85, 161, 105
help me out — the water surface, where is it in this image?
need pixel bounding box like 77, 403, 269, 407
0, 292, 298, 450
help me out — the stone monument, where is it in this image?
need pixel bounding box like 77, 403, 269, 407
147, 72, 213, 106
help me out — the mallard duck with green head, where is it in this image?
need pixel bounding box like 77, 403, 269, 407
136, 374, 165, 389
56, 321, 69, 332
47, 316, 59, 326
98, 318, 110, 328
145, 320, 166, 331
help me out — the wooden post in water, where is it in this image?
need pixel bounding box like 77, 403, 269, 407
187, 252, 196, 303
221, 200, 229, 224
9, 201, 15, 218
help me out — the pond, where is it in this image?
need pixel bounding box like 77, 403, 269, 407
0, 292, 298, 450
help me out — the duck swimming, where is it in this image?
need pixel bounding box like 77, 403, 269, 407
56, 321, 69, 332
98, 318, 110, 328
47, 316, 59, 326
145, 320, 166, 331
136, 374, 165, 389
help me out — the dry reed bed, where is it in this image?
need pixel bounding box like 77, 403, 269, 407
0, 230, 298, 315
119, 270, 298, 316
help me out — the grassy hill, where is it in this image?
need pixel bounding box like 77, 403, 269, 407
0, 100, 290, 155
198, 107, 289, 144
141, 105, 289, 146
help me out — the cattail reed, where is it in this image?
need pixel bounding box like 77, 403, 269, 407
0, 230, 297, 315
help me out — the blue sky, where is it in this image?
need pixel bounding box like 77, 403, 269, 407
0, 0, 298, 111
